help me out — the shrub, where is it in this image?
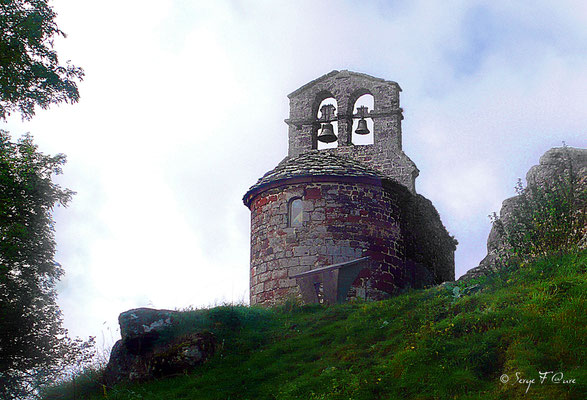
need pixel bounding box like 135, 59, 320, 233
39, 364, 105, 400
491, 149, 586, 263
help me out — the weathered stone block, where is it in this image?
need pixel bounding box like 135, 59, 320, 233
293, 246, 310, 257
300, 255, 318, 266
311, 211, 325, 221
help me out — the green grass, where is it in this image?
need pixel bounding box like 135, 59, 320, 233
45, 251, 586, 400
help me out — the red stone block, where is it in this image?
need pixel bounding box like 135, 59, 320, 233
305, 187, 322, 199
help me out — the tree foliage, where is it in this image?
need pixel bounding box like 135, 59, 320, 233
0, 130, 93, 399
0, 0, 84, 120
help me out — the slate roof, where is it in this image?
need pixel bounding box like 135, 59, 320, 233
243, 151, 385, 205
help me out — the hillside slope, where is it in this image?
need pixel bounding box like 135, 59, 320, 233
45, 251, 586, 400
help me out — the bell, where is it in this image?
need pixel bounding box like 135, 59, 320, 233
355, 118, 370, 135
317, 123, 337, 143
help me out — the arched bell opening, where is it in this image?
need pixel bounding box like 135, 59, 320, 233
316, 97, 338, 150
351, 94, 374, 145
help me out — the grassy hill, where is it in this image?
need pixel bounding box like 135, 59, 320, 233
44, 250, 586, 400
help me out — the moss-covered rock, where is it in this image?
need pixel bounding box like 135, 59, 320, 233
149, 331, 216, 378
103, 309, 215, 385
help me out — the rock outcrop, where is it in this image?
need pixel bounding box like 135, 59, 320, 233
460, 146, 586, 281
103, 308, 216, 386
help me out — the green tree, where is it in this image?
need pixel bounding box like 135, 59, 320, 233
0, 130, 93, 399
0, 0, 84, 120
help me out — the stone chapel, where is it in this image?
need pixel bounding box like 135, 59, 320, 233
243, 70, 457, 305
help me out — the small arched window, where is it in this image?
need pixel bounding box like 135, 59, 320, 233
289, 198, 303, 227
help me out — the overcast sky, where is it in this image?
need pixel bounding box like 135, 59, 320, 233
2, 0, 587, 347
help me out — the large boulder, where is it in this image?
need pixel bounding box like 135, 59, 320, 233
103, 308, 215, 386
460, 146, 586, 281
119, 308, 178, 354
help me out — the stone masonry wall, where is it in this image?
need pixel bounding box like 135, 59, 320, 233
326, 145, 418, 193
249, 178, 400, 305
248, 177, 455, 305
383, 180, 457, 283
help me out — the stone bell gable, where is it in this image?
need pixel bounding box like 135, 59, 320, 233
244, 71, 456, 306
285, 70, 418, 193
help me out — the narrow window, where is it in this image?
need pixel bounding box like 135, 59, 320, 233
289, 198, 303, 227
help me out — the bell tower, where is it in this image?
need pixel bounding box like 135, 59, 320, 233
285, 70, 419, 192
